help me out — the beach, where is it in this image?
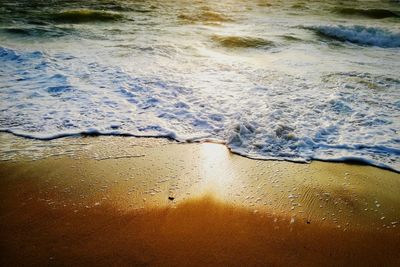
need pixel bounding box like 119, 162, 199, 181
1, 134, 399, 266
1, 0, 400, 265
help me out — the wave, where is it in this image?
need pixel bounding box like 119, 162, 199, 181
334, 8, 400, 19
178, 10, 233, 24
291, 3, 308, 10
51, 9, 123, 23
211, 35, 274, 49
2, 26, 73, 37
0, 46, 399, 172
310, 25, 400, 48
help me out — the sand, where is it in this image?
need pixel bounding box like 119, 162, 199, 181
0, 134, 399, 266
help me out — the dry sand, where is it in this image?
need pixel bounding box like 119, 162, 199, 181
0, 134, 399, 266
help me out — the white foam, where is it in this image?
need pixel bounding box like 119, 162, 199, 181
0, 42, 399, 171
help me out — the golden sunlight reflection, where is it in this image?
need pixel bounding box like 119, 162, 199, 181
196, 143, 237, 198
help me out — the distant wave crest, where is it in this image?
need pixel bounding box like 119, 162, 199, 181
311, 25, 400, 48
211, 35, 274, 49
334, 8, 400, 19
178, 10, 233, 24
52, 9, 123, 23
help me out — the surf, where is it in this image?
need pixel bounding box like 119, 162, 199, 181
309, 25, 400, 48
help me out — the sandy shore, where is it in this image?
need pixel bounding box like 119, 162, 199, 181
0, 134, 399, 266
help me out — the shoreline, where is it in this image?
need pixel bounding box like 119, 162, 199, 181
1, 131, 399, 174
1, 134, 400, 266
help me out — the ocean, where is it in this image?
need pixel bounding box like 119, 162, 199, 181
0, 0, 399, 171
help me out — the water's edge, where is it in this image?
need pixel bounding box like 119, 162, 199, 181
1, 130, 398, 174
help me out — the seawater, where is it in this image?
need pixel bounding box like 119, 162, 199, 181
0, 0, 399, 171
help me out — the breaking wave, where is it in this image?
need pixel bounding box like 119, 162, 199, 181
1, 46, 399, 172
310, 25, 400, 48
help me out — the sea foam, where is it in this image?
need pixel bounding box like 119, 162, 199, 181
1, 46, 399, 171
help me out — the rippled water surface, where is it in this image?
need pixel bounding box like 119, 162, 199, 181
0, 0, 399, 170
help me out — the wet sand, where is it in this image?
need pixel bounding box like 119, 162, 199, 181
0, 135, 399, 266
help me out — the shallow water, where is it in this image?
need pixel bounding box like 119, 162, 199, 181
0, 0, 399, 170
